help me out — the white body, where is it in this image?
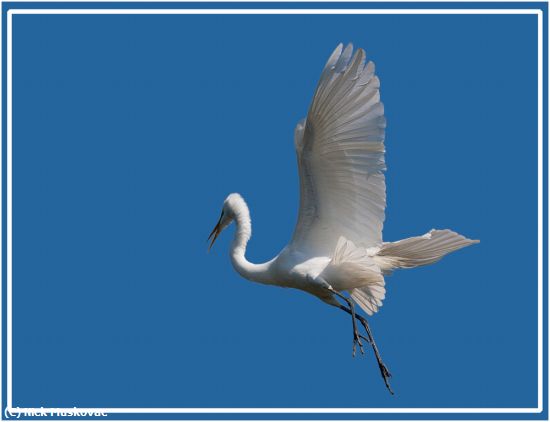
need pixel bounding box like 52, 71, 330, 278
213, 44, 478, 315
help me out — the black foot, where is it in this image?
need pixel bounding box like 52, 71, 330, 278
353, 330, 365, 357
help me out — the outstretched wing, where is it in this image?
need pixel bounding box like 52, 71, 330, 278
290, 43, 386, 257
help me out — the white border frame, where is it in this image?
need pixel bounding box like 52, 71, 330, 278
2, 7, 544, 416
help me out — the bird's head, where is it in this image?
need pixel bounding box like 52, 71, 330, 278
207, 193, 244, 251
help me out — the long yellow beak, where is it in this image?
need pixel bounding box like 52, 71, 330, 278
207, 213, 223, 252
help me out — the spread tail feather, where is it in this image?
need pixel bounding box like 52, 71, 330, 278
374, 229, 479, 273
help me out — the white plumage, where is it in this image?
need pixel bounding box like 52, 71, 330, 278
208, 44, 478, 393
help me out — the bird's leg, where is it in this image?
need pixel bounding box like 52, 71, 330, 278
327, 287, 365, 357
337, 304, 394, 395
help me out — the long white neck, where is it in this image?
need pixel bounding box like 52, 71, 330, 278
228, 198, 274, 285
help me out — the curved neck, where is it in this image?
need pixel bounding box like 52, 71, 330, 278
229, 201, 273, 285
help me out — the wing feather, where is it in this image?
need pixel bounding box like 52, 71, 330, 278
290, 44, 386, 257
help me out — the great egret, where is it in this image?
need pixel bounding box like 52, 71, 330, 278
208, 43, 478, 394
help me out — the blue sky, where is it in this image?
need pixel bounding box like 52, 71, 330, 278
11, 12, 539, 409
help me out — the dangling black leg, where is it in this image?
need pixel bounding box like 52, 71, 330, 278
337, 303, 394, 395
315, 277, 393, 395
328, 287, 365, 357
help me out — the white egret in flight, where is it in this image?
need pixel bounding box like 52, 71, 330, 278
208, 43, 478, 394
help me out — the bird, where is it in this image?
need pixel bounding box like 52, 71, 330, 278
207, 43, 479, 394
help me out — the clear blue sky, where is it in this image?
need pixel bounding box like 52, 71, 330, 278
12, 12, 538, 409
